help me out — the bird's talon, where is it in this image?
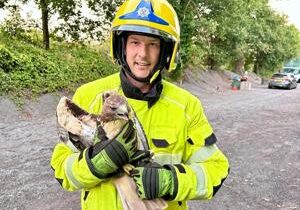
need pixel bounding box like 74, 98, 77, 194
122, 164, 135, 175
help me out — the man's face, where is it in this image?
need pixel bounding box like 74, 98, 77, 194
125, 34, 161, 79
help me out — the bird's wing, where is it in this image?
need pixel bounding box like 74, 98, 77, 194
131, 111, 149, 151
56, 96, 96, 147
113, 175, 147, 210
113, 175, 168, 210
144, 199, 168, 210
57, 97, 83, 136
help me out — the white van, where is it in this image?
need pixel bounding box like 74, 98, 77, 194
282, 67, 300, 82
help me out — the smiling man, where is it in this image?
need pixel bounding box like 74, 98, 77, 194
51, 0, 230, 210
125, 34, 161, 92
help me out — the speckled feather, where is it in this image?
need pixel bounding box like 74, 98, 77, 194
55, 90, 167, 210
56, 91, 133, 149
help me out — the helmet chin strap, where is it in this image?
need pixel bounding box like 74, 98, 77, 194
123, 63, 161, 84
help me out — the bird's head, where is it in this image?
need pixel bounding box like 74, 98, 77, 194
100, 90, 132, 123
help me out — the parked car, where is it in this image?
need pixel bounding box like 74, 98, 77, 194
282, 67, 300, 82
268, 73, 297, 89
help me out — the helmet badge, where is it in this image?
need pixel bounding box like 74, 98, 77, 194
138, 7, 150, 18
119, 0, 169, 25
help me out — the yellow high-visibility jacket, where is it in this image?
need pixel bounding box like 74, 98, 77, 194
51, 73, 229, 210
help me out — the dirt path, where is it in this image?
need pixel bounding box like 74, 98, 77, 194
0, 83, 299, 210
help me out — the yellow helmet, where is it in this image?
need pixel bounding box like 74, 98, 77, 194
110, 0, 180, 82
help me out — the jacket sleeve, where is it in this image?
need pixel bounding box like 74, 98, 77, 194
50, 87, 104, 191
50, 143, 103, 191
166, 97, 229, 201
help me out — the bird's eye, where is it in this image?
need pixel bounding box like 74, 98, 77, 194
103, 92, 110, 99
111, 107, 117, 111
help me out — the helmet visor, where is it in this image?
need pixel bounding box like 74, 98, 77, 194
113, 25, 175, 41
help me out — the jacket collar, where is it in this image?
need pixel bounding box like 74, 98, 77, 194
120, 68, 163, 108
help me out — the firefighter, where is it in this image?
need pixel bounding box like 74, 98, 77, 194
51, 0, 230, 209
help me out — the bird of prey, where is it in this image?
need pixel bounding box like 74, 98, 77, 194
56, 90, 167, 210
56, 91, 132, 153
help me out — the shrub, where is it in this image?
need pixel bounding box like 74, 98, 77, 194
0, 31, 119, 103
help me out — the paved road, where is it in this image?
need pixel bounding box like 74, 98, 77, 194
0, 84, 299, 210
189, 85, 300, 210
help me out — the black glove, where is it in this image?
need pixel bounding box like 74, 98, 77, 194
86, 120, 138, 178
131, 163, 175, 199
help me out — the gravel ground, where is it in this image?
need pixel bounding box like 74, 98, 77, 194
0, 81, 299, 210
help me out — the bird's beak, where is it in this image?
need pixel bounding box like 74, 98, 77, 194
117, 104, 129, 120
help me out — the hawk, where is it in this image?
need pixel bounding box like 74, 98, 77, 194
56, 90, 167, 210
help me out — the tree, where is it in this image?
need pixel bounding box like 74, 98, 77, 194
178, 0, 300, 76
245, 2, 300, 75
1, 0, 299, 77
40, 0, 49, 49
1, 5, 27, 38
0, 0, 6, 8
1, 0, 121, 49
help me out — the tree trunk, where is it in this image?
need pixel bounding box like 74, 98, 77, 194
41, 0, 50, 50
254, 62, 259, 74
207, 56, 219, 70
234, 57, 245, 75
253, 61, 266, 84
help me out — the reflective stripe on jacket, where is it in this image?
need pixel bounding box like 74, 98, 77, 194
50, 73, 229, 210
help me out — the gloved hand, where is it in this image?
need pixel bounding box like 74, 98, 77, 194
131, 163, 175, 199
86, 120, 138, 178
130, 149, 153, 166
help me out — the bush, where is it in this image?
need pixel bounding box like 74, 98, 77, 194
0, 46, 21, 73
0, 31, 119, 103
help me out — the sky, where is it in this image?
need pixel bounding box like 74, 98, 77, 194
269, 0, 300, 30
0, 0, 300, 30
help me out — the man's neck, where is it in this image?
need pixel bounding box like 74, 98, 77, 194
125, 73, 151, 93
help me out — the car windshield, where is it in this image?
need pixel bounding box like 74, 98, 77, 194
283, 68, 296, 73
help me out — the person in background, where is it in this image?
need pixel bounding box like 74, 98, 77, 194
51, 0, 230, 209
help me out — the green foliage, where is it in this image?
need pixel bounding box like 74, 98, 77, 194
0, 0, 6, 8
246, 4, 300, 75
174, 0, 300, 76
1, 0, 300, 86
0, 47, 21, 73
1, 4, 43, 48
1, 0, 121, 48
1, 5, 26, 38
0, 31, 119, 101
45, 0, 120, 42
